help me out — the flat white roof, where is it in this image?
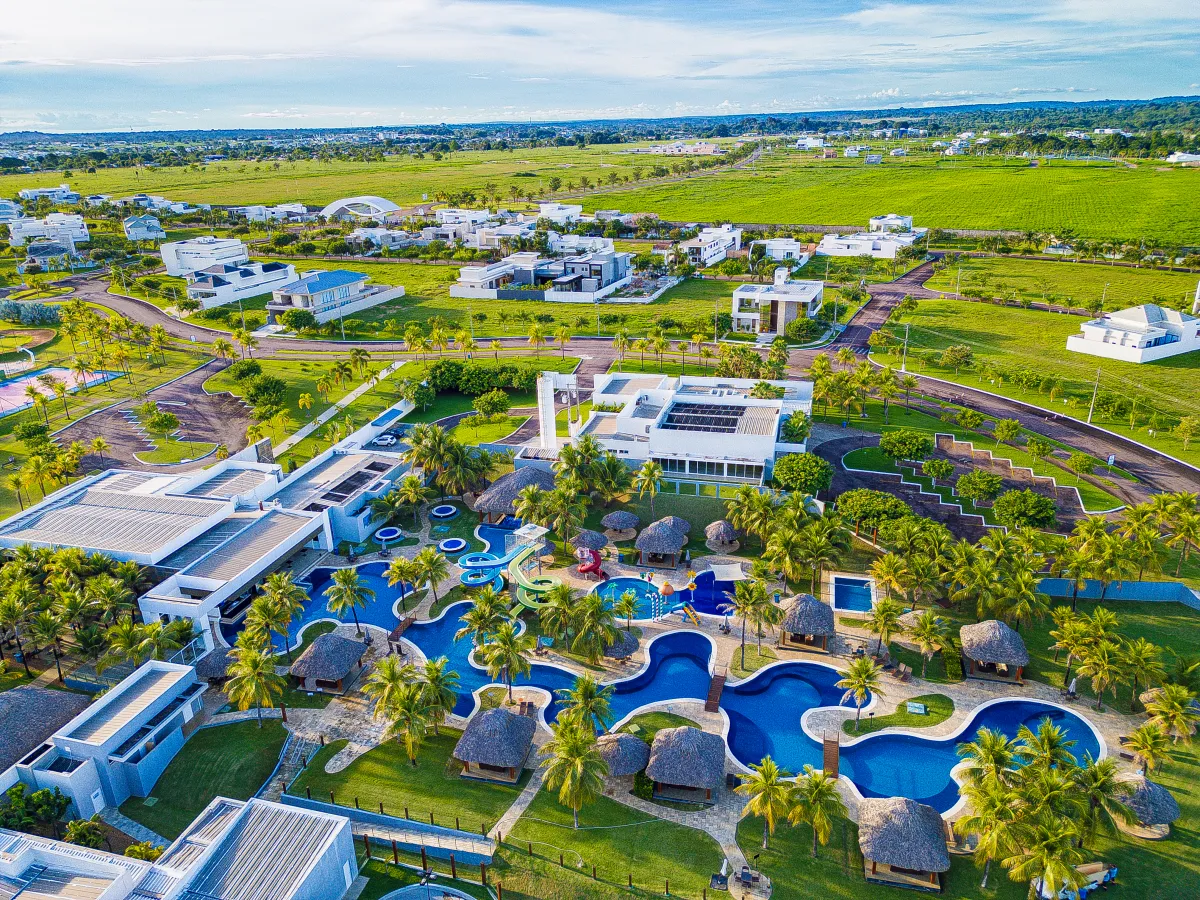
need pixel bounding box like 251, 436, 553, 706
64, 664, 192, 745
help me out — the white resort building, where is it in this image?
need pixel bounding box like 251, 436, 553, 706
731, 268, 824, 336
534, 372, 813, 485
1066, 304, 1200, 363
160, 236, 250, 277
816, 224, 926, 260
17, 183, 79, 203
266, 269, 406, 325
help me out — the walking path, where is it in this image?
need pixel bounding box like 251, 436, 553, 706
488, 768, 545, 841
99, 808, 169, 848
275, 360, 406, 454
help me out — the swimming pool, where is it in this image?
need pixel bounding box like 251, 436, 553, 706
686, 570, 738, 616
832, 576, 875, 613
394, 596, 1105, 813
220, 560, 415, 653
591, 577, 662, 620
0, 366, 120, 418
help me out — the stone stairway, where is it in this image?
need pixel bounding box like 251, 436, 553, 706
259, 735, 321, 802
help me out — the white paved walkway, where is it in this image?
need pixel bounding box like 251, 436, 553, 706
275, 360, 404, 455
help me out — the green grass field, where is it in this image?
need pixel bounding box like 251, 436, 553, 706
924, 256, 1200, 310
448, 414, 529, 445
0, 145, 686, 208
871, 298, 1200, 465
119, 721, 287, 839
580, 154, 1200, 243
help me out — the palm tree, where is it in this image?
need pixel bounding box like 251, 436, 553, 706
540, 720, 608, 828
837, 656, 883, 731
324, 567, 375, 635
527, 323, 546, 357
363, 654, 418, 717
735, 756, 793, 850
413, 547, 451, 607
395, 475, 429, 527
29, 611, 66, 682
88, 436, 110, 462
0, 595, 32, 676
1016, 719, 1077, 770
1125, 722, 1170, 774
138, 621, 183, 661
1077, 640, 1125, 711
957, 727, 1017, 787
569, 593, 619, 665
539, 583, 578, 644
788, 765, 847, 858
721, 578, 768, 671
612, 590, 638, 632
420, 656, 460, 735
869, 553, 907, 601
954, 779, 1020, 889
1122, 637, 1166, 711
385, 681, 431, 766
865, 597, 904, 656
632, 460, 663, 517
765, 527, 807, 591
97, 616, 146, 674
1145, 683, 1199, 743
482, 621, 535, 702
261, 572, 307, 661
907, 609, 949, 679
226, 645, 284, 727
556, 674, 614, 733
1001, 819, 1084, 900
211, 337, 235, 360
1074, 754, 1135, 849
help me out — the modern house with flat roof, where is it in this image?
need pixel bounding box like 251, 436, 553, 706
1066, 304, 1200, 363
185, 261, 298, 310
869, 213, 916, 233
816, 227, 925, 260
0, 796, 356, 900
266, 270, 406, 325
8, 213, 89, 248
545, 371, 813, 484
123, 214, 166, 242
17, 183, 78, 203
232, 202, 310, 223
731, 268, 823, 336
349, 227, 414, 251
11, 661, 206, 818
437, 207, 492, 226
160, 236, 250, 277
536, 202, 583, 224
451, 250, 632, 302
464, 221, 537, 251
680, 225, 742, 267
750, 237, 811, 263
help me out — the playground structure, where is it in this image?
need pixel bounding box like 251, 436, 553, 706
576, 547, 608, 581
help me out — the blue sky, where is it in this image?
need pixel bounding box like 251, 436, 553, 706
1, 0, 1196, 132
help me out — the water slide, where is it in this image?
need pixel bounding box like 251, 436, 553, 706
509, 544, 561, 610
577, 549, 605, 579
681, 605, 701, 626
458, 543, 531, 571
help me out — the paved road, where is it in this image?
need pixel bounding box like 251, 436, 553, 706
59, 269, 1200, 496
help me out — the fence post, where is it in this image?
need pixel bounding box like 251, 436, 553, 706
665, 878, 669, 896
481, 822, 487, 836
528, 842, 533, 857
420, 847, 428, 871
362, 834, 371, 858
391, 840, 398, 865
480, 863, 487, 886
305, 787, 311, 800
592, 864, 597, 880
404, 806, 409, 820
559, 853, 564, 867
329, 791, 335, 805
456, 816, 460, 831
628, 873, 632, 888
430, 811, 435, 825
354, 797, 360, 810
497, 884, 502, 900
450, 853, 456, 879
379, 802, 384, 815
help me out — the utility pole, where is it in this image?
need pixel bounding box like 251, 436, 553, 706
1100, 282, 1108, 311
900, 323, 910, 372
1086, 367, 1101, 424
955, 265, 962, 300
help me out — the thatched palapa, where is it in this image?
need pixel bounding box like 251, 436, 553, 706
473, 467, 555, 521
646, 726, 724, 800
704, 520, 738, 545
290, 633, 367, 694
960, 620, 1028, 683
601, 511, 639, 531
658, 515, 691, 535
596, 733, 650, 777
859, 797, 949, 889
570, 529, 609, 551
603, 630, 639, 659
1119, 774, 1180, 826
195, 647, 233, 681
454, 707, 536, 783
778, 594, 835, 652
635, 518, 688, 567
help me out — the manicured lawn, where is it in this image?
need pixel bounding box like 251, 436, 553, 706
288, 732, 526, 832
203, 357, 361, 421
357, 859, 490, 900
924, 256, 1200, 312
814, 396, 1124, 512
873, 298, 1200, 466
119, 720, 288, 839
133, 434, 217, 465
843, 692, 954, 735
449, 414, 529, 445
582, 491, 727, 562
729, 644, 779, 679
616, 711, 699, 742
0, 666, 32, 692
507, 788, 722, 897
581, 154, 1200, 243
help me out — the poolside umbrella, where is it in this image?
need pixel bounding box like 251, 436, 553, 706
704, 520, 738, 548
1118, 775, 1181, 827
570, 530, 609, 551
596, 733, 650, 776
603, 630, 639, 659
601, 511, 639, 531
659, 515, 692, 535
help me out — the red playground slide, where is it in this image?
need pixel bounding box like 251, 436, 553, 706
578, 548, 604, 580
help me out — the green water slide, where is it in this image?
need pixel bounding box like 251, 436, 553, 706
509, 543, 561, 610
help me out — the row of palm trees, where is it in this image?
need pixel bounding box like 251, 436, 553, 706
402, 423, 505, 500
362, 654, 460, 765
8, 436, 111, 511
810, 352, 918, 425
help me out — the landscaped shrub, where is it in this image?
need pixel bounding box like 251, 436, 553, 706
836, 488, 913, 529
226, 359, 262, 382
784, 317, 822, 342
280, 309, 318, 332
955, 469, 1003, 503
772, 452, 833, 494
245, 373, 287, 411
879, 430, 935, 461
0, 300, 60, 326
992, 489, 1056, 529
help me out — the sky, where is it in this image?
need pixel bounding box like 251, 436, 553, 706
0, 0, 1197, 133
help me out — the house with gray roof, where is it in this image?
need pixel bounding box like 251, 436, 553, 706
453, 708, 536, 783
858, 797, 950, 891
645, 726, 724, 804
778, 593, 836, 652
289, 633, 367, 694
959, 620, 1029, 684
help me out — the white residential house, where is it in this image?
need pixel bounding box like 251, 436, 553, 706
732, 268, 824, 336
160, 236, 249, 276
465, 221, 537, 251
186, 260, 298, 309
751, 237, 811, 263
122, 214, 166, 242
869, 213, 915, 233
84, 194, 111, 207
350, 227, 414, 251
795, 137, 826, 150
537, 202, 584, 225
1166, 151, 1200, 163
8, 213, 89, 247
267, 270, 406, 325
817, 218, 927, 260
1065, 304, 1200, 363
233, 202, 310, 223
864, 154, 883, 165
17, 183, 78, 203
843, 147, 860, 158
889, 148, 908, 157
115, 194, 203, 214
451, 250, 632, 302
419, 221, 473, 243
547, 372, 814, 485
18, 241, 84, 274
680, 224, 742, 267
547, 232, 614, 254
437, 207, 492, 226
0, 199, 22, 224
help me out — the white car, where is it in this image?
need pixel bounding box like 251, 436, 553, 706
373, 434, 398, 447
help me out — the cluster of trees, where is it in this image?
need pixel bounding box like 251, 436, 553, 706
401, 423, 506, 499
536, 584, 620, 665
0, 545, 186, 685
810, 350, 919, 426
6, 422, 112, 510
611, 329, 791, 379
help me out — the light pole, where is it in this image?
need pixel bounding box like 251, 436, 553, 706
900, 323, 910, 372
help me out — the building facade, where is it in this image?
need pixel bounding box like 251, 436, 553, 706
680, 225, 742, 267
266, 270, 406, 325
732, 269, 824, 335
160, 236, 250, 276
186, 261, 298, 309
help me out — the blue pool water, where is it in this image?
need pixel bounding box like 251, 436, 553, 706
687, 570, 737, 616
832, 576, 874, 612
592, 577, 661, 620
393, 601, 1105, 814
220, 561, 415, 653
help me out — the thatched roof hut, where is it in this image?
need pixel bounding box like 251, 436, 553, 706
290, 634, 367, 693
646, 726, 724, 797
960, 620, 1028, 682
603, 630, 639, 659
778, 594, 835, 652
473, 467, 555, 520
859, 797, 950, 885
659, 515, 691, 535
1119, 774, 1180, 827
601, 511, 639, 531
196, 647, 233, 682
704, 520, 738, 545
570, 529, 609, 551
454, 708, 536, 777
635, 519, 687, 567
596, 733, 650, 777
0, 686, 90, 773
